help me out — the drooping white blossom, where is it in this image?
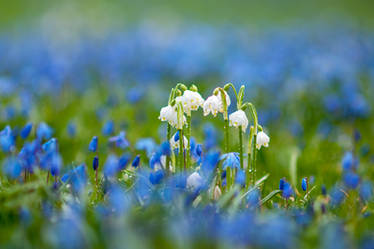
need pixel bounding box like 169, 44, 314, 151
203, 95, 220, 116
256, 131, 270, 149
229, 110, 248, 132
176, 90, 204, 114
217, 89, 231, 113
158, 105, 174, 122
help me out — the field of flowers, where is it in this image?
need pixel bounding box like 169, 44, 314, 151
1, 20, 374, 249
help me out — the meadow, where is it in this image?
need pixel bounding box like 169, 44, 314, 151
0, 19, 374, 249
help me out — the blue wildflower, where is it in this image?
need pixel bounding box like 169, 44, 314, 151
36, 122, 53, 141
149, 170, 165, 185
67, 121, 76, 137
220, 152, 240, 170
341, 151, 357, 171
282, 182, 294, 199
235, 169, 246, 186
201, 151, 220, 177
20, 123, 32, 139
149, 152, 161, 169
135, 138, 156, 156
42, 138, 57, 152
360, 181, 373, 202
3, 157, 22, 179
61, 164, 87, 193
132, 155, 140, 168
108, 131, 129, 149
118, 154, 131, 171
343, 172, 360, 189
88, 136, 98, 152
247, 188, 261, 208
50, 153, 62, 176
103, 155, 119, 177
301, 177, 308, 191
330, 186, 345, 206
160, 141, 171, 156
0, 125, 14, 152
93, 156, 99, 171
102, 120, 114, 136
174, 130, 180, 142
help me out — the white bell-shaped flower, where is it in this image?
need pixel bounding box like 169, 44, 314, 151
159, 105, 174, 122
256, 131, 270, 149
177, 90, 204, 114
187, 172, 203, 191
203, 95, 220, 117
229, 110, 248, 132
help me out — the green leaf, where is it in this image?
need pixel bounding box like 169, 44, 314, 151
260, 189, 282, 205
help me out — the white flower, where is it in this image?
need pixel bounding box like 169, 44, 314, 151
213, 185, 222, 200
169, 132, 188, 150
187, 172, 203, 190
217, 89, 231, 113
159, 105, 174, 122
177, 90, 204, 114
229, 110, 248, 132
203, 95, 220, 116
256, 131, 270, 149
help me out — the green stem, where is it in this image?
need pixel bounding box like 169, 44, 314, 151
246, 127, 254, 189
178, 129, 184, 172
224, 119, 229, 153
226, 167, 232, 190
166, 124, 171, 174
239, 127, 243, 170
251, 133, 257, 186
186, 115, 191, 170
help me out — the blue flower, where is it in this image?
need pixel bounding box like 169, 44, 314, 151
20, 123, 32, 139
61, 164, 87, 193
149, 152, 161, 169
247, 188, 261, 208
201, 151, 220, 177
50, 153, 62, 176
42, 138, 57, 153
330, 186, 345, 206
282, 182, 294, 199
321, 184, 327, 196
160, 141, 171, 156
149, 170, 165, 185
235, 169, 246, 186
0, 125, 14, 152
88, 136, 98, 152
36, 122, 53, 141
301, 177, 308, 191
3, 157, 22, 179
135, 138, 156, 156
343, 172, 360, 189
118, 154, 131, 171
92, 156, 99, 171
341, 152, 358, 171
174, 130, 180, 142
132, 155, 140, 168
360, 181, 373, 202
67, 121, 76, 138
220, 152, 240, 170
103, 155, 119, 177
108, 131, 129, 149
102, 120, 114, 136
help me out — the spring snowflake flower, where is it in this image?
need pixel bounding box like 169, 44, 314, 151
176, 90, 204, 114
256, 131, 270, 149
159, 105, 174, 122
203, 95, 220, 116
229, 110, 248, 131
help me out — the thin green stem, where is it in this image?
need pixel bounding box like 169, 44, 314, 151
166, 124, 171, 174
239, 127, 243, 170
251, 133, 257, 186
226, 167, 232, 191
179, 129, 184, 172
186, 115, 191, 170
246, 127, 254, 189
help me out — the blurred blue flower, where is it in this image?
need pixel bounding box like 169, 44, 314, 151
343, 172, 360, 189
341, 151, 358, 171
136, 138, 156, 156
301, 177, 308, 191
3, 156, 22, 179
88, 136, 98, 152
103, 154, 119, 177
150, 170, 165, 185
92, 156, 99, 171
20, 122, 32, 139
132, 155, 140, 168
36, 122, 53, 141
102, 120, 114, 136
220, 152, 240, 170
329, 186, 345, 206
359, 181, 373, 202
109, 131, 129, 149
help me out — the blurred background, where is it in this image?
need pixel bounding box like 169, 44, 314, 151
0, 0, 373, 190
